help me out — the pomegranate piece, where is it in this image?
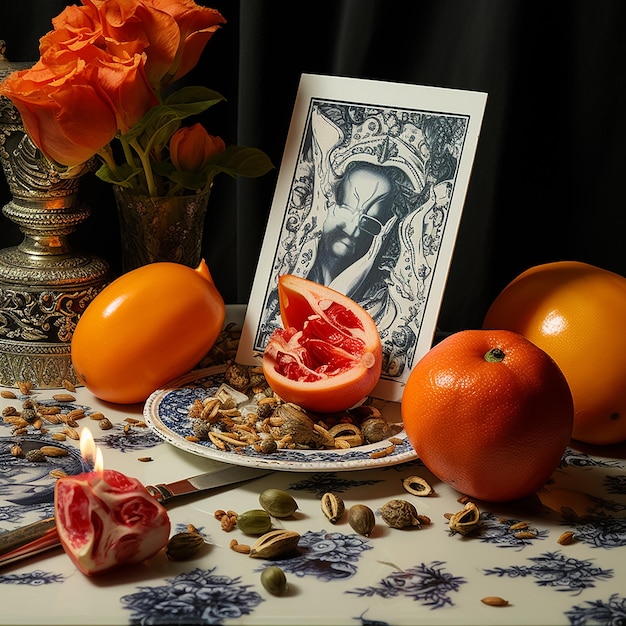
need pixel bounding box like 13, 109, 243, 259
54, 469, 170, 575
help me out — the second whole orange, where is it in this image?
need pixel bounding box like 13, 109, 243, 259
483, 261, 626, 445
401, 329, 574, 503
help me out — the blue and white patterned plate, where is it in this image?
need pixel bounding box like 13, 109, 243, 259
143, 365, 418, 471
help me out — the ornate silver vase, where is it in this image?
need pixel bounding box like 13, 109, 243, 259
0, 49, 110, 388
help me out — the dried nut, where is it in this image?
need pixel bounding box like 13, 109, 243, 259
328, 423, 363, 447
165, 531, 205, 560
98, 418, 113, 430
380, 499, 421, 529
236, 509, 273, 535
249, 529, 300, 559
259, 488, 298, 518
348, 504, 376, 537
402, 475, 434, 496
25, 449, 46, 462
481, 596, 510, 607
449, 501, 481, 535
1, 390, 17, 399
260, 565, 288, 595
10, 444, 22, 457
360, 416, 390, 443
224, 363, 251, 390
270, 403, 318, 446
321, 492, 345, 524
259, 438, 278, 454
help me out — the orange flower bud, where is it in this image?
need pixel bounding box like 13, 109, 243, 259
170, 124, 225, 172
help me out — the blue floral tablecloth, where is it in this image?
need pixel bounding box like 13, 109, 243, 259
1, 378, 625, 626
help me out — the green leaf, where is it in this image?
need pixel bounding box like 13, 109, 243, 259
95, 161, 143, 187
165, 85, 225, 107
206, 146, 274, 178
168, 170, 211, 191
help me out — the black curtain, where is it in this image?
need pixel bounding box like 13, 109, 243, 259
2, 0, 626, 335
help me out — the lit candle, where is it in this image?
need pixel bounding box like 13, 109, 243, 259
54, 428, 171, 576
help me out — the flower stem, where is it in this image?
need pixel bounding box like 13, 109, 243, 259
97, 145, 123, 179
129, 138, 157, 197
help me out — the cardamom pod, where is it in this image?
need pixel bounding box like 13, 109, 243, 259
236, 509, 273, 535
260, 565, 288, 595
320, 492, 345, 524
380, 499, 421, 529
348, 504, 376, 537
249, 529, 300, 559
259, 488, 298, 518
165, 531, 205, 560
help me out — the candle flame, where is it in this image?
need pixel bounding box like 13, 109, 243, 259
79, 428, 104, 474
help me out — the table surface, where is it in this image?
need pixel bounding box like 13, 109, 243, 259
1, 331, 625, 625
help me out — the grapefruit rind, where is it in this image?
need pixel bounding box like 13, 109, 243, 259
262, 275, 382, 413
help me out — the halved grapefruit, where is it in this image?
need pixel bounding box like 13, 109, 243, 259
262, 275, 382, 413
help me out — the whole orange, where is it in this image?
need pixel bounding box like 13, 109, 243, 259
71, 260, 225, 404
401, 329, 573, 502
483, 261, 626, 445
262, 274, 382, 413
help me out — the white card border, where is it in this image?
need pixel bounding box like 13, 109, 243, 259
237, 74, 487, 402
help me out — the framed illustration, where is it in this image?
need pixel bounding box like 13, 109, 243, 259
236, 74, 487, 402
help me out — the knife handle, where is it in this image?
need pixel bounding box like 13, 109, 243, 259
0, 517, 56, 556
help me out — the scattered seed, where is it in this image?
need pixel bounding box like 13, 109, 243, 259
509, 521, 530, 531
165, 532, 205, 560
514, 530, 537, 539
98, 418, 113, 430
89, 411, 106, 421
137, 456, 153, 462
481, 596, 510, 607
230, 541, 251, 554
369, 443, 395, 459
402, 475, 434, 496
557, 531, 575, 545
1, 390, 16, 399
49, 469, 68, 479
40, 445, 69, 457
52, 393, 75, 402
17, 381, 32, 395
65, 408, 85, 420
25, 449, 46, 462
61, 379, 76, 392
63, 426, 80, 440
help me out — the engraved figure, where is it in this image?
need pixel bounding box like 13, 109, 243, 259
258, 104, 465, 380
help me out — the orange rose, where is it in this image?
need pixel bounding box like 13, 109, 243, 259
170, 124, 225, 172
83, 0, 177, 89
151, 0, 225, 86
0, 57, 118, 166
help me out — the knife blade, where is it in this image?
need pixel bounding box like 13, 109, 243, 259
0, 464, 271, 568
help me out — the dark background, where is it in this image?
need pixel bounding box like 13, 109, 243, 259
2, 1, 626, 336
